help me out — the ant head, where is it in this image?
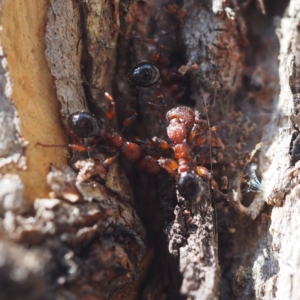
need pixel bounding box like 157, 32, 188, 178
68, 111, 99, 138
177, 171, 203, 201
166, 106, 195, 127
128, 62, 161, 87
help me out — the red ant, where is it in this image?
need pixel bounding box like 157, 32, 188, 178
63, 92, 225, 201
41, 59, 222, 201
61, 76, 164, 175
38, 51, 225, 200
153, 106, 224, 201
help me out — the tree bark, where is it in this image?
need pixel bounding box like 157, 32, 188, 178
0, 0, 298, 299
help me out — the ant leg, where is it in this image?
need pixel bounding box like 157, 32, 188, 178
137, 37, 169, 51
121, 33, 169, 52
149, 46, 169, 66
152, 136, 172, 150
118, 30, 170, 65
147, 90, 167, 107
82, 80, 116, 121
157, 158, 178, 177
196, 165, 219, 190
37, 142, 95, 153
135, 37, 170, 66
188, 124, 201, 143
103, 153, 119, 166
196, 166, 211, 179
104, 92, 116, 121
121, 111, 138, 133
150, 47, 162, 64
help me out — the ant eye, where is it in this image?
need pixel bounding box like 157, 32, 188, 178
178, 172, 202, 200
129, 62, 161, 87
68, 112, 98, 138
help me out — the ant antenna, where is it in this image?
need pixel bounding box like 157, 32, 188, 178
200, 88, 214, 174
200, 88, 219, 255
81, 79, 115, 122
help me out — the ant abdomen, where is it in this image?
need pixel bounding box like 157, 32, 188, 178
128, 62, 161, 87
177, 171, 203, 201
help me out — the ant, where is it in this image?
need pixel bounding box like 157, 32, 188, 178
123, 33, 187, 108
38, 72, 162, 181
66, 99, 162, 179
65, 97, 225, 202
41, 51, 222, 202
153, 106, 224, 201
50, 36, 225, 198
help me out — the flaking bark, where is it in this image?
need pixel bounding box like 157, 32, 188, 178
1, 0, 300, 299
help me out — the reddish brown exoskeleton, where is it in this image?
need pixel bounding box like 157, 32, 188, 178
153, 106, 225, 201
59, 99, 225, 201
66, 91, 162, 178
41, 60, 224, 201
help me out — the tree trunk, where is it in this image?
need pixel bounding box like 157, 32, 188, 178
0, 0, 298, 299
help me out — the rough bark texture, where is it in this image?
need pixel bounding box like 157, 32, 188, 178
232, 1, 300, 299
0, 0, 71, 202
1, 0, 300, 299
